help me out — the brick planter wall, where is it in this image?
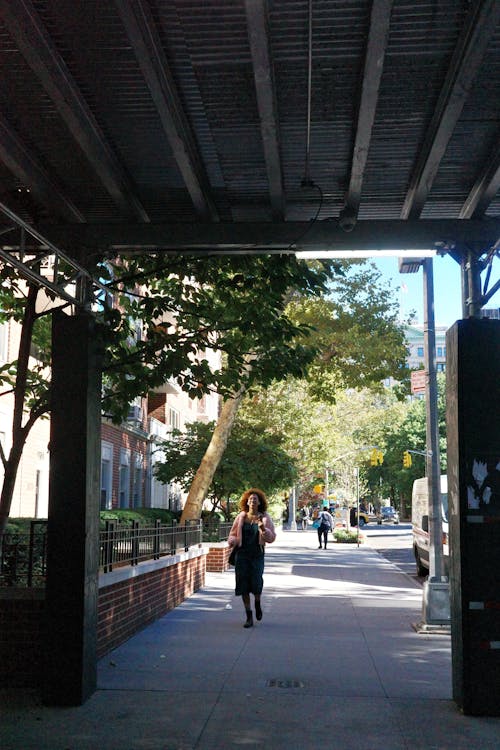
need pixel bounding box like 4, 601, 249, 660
0, 548, 207, 688
97, 551, 206, 657
205, 543, 232, 572
0, 589, 45, 688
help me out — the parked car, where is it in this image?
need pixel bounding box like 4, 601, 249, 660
349, 507, 370, 527
377, 506, 399, 525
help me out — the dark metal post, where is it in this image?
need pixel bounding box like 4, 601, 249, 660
43, 312, 101, 706
420, 258, 450, 628
446, 318, 500, 716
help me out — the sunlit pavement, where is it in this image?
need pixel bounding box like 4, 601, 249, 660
2, 527, 500, 749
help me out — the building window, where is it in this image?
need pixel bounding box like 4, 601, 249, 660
132, 452, 143, 508
101, 441, 113, 510
119, 449, 130, 508
417, 346, 424, 357
168, 407, 180, 430
437, 346, 443, 357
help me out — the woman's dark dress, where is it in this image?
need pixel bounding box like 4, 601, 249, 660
235, 521, 265, 596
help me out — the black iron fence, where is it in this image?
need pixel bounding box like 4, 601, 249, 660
0, 520, 47, 588
202, 519, 232, 543
100, 519, 202, 572
1, 517, 232, 587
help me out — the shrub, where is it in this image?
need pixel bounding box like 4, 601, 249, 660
99, 508, 179, 528
333, 529, 361, 544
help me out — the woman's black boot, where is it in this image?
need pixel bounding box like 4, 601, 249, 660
243, 609, 253, 628
255, 600, 262, 621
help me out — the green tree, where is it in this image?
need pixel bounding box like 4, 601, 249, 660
235, 263, 410, 496
287, 262, 409, 402
356, 374, 448, 515
0, 278, 53, 537
0, 254, 334, 534
155, 418, 296, 519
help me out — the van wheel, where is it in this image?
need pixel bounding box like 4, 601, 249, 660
414, 549, 427, 577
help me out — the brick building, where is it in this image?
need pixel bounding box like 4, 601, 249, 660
0, 317, 220, 520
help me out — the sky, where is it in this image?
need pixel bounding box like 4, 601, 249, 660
370, 254, 464, 329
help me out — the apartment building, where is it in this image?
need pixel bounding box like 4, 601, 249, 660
405, 324, 447, 373
0, 316, 220, 520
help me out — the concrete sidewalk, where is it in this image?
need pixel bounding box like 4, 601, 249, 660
2, 529, 500, 749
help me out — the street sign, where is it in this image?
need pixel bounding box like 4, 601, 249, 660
411, 370, 427, 394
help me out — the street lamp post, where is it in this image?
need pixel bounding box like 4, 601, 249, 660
289, 485, 297, 531
421, 257, 450, 628
399, 254, 450, 629
355, 467, 360, 548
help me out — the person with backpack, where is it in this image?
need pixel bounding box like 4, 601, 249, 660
316, 506, 334, 549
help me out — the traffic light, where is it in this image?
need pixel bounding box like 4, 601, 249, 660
370, 449, 384, 466
403, 450, 412, 468
313, 484, 324, 494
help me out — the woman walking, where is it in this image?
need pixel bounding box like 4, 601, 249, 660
316, 506, 334, 549
228, 488, 276, 628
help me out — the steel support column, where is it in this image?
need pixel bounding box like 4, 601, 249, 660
446, 318, 500, 715
43, 312, 102, 706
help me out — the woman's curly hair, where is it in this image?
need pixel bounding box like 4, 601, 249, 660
239, 488, 268, 512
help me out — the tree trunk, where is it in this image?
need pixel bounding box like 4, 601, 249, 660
180, 389, 245, 522
0, 442, 27, 537
0, 284, 40, 537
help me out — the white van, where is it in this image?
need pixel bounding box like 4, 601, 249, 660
411, 475, 449, 577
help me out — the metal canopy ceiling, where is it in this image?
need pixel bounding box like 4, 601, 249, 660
0, 0, 499, 259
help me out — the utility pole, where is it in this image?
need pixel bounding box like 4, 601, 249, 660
289, 485, 297, 531
399, 253, 450, 630
420, 257, 450, 629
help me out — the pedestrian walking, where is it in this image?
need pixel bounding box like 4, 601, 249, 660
300, 505, 310, 530
228, 488, 276, 628
316, 507, 334, 549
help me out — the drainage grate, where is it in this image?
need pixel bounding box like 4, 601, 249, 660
266, 679, 305, 689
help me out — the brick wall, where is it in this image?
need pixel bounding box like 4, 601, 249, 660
97, 553, 206, 657
101, 421, 149, 509
0, 589, 44, 687
147, 392, 166, 422
0, 550, 207, 688
206, 543, 232, 572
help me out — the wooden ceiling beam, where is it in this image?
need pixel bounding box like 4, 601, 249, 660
2, 0, 149, 221
341, 0, 393, 229
401, 0, 500, 220
33, 218, 500, 254
245, 0, 285, 220
115, 0, 219, 221
460, 135, 500, 218
0, 115, 85, 222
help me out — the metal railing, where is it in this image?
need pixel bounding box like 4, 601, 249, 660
0, 520, 47, 588
0, 517, 234, 587
202, 519, 232, 543
100, 519, 202, 572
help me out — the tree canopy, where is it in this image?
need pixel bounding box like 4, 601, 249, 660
99, 253, 339, 421
155, 417, 296, 519
0, 253, 337, 531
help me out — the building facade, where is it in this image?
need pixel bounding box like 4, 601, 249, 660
1, 316, 220, 520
